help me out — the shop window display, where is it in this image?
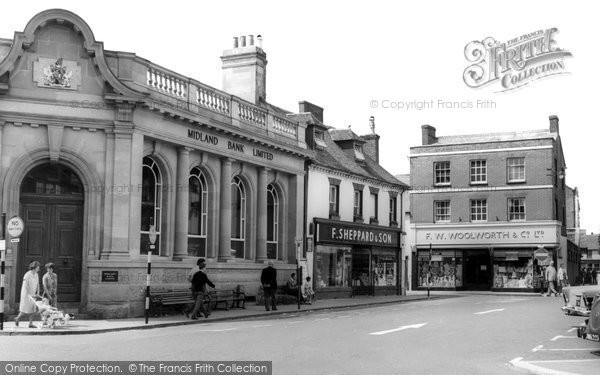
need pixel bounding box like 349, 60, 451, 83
315, 246, 352, 288
417, 253, 462, 288
493, 256, 533, 289
373, 254, 397, 286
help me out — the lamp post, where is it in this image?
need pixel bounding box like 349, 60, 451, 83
145, 225, 157, 324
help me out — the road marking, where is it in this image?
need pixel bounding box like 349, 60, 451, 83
314, 318, 330, 321
534, 348, 593, 351
509, 357, 580, 375
550, 335, 578, 341
532, 345, 544, 352
369, 323, 427, 336
567, 328, 577, 333
336, 315, 351, 319
195, 328, 238, 332
474, 308, 505, 315
528, 359, 600, 364
251, 324, 272, 328
288, 321, 303, 324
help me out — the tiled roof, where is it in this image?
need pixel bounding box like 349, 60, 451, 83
580, 234, 600, 250
330, 129, 365, 142
432, 129, 554, 145
312, 130, 408, 188
394, 174, 410, 186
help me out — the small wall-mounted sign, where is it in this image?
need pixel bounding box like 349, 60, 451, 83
101, 271, 119, 282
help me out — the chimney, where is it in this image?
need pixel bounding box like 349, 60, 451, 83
298, 101, 324, 123
362, 116, 380, 162
549, 115, 559, 134
221, 34, 267, 105
421, 125, 437, 145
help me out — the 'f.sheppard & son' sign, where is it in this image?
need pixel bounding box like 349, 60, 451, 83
316, 220, 400, 248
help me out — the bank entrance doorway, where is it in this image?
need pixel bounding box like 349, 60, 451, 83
464, 251, 491, 290
17, 164, 84, 303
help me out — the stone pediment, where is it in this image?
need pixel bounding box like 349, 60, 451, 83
0, 8, 145, 102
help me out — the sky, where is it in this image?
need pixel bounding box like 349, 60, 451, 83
2, 0, 598, 232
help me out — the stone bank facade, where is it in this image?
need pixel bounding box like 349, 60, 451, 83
0, 10, 311, 317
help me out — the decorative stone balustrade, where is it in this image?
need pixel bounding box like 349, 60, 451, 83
272, 115, 298, 138
238, 101, 267, 128
146, 68, 186, 99
142, 64, 301, 143
195, 86, 230, 115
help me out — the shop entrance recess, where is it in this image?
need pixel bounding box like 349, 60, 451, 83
464, 250, 491, 290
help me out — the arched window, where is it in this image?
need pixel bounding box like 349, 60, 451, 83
231, 176, 246, 258
188, 167, 208, 257
267, 184, 279, 259
141, 156, 162, 254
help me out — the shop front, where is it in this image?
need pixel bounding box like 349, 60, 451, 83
414, 222, 562, 292
313, 219, 403, 298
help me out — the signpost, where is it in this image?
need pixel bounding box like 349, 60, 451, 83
145, 226, 157, 324
0, 213, 6, 330
428, 243, 432, 299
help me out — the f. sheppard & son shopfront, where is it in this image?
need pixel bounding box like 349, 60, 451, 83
414, 222, 561, 292
314, 219, 403, 297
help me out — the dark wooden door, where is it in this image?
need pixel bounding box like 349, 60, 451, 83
18, 200, 83, 302
464, 252, 491, 290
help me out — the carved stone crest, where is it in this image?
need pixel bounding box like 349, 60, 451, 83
33, 57, 81, 90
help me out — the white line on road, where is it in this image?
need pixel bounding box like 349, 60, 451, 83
567, 328, 577, 333
369, 323, 427, 336
528, 359, 600, 364
251, 324, 272, 328
532, 345, 544, 352
336, 315, 351, 319
288, 321, 303, 324
534, 348, 593, 351
509, 357, 580, 375
474, 308, 505, 315
314, 318, 330, 321
195, 328, 238, 332
550, 335, 578, 341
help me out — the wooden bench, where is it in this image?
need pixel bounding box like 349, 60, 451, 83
256, 285, 299, 306
207, 289, 246, 311
150, 288, 208, 316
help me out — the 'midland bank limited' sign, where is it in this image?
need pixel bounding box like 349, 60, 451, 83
416, 224, 559, 246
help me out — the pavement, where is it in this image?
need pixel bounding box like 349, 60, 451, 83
0, 290, 487, 336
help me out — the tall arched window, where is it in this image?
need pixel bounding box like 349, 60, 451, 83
231, 176, 246, 258
141, 156, 162, 254
267, 184, 279, 259
188, 167, 208, 257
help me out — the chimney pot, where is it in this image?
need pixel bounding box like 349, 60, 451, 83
233, 37, 239, 48
257, 35, 263, 48
369, 116, 375, 133
248, 35, 254, 46
240, 35, 246, 47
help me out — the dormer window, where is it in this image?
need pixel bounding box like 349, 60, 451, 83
354, 143, 365, 161
314, 130, 327, 149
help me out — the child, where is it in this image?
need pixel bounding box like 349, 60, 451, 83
302, 276, 315, 305
42, 262, 58, 307
32, 296, 72, 329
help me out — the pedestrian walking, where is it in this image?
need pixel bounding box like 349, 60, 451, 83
14, 261, 41, 328
557, 263, 568, 294
187, 262, 214, 319
187, 258, 206, 283
42, 262, 58, 307
260, 260, 278, 311
545, 260, 558, 297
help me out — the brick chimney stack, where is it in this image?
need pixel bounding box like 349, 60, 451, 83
422, 125, 437, 145
221, 34, 267, 105
549, 115, 559, 134
362, 116, 380, 162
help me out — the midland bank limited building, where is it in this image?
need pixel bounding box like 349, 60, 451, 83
0, 10, 312, 317
409, 118, 571, 292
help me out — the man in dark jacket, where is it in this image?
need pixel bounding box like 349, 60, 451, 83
261, 260, 278, 311
189, 263, 215, 319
